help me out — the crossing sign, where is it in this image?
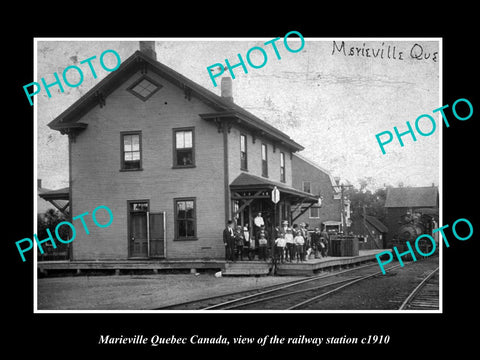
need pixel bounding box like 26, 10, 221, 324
271, 186, 280, 204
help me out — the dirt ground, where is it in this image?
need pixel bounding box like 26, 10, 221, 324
37, 273, 301, 310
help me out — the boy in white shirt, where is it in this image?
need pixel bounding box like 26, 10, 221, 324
284, 227, 294, 262
275, 233, 286, 263
294, 230, 305, 263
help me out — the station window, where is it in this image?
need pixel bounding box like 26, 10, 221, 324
173, 128, 195, 167
174, 198, 197, 240
121, 131, 142, 170
303, 181, 311, 194
280, 152, 286, 183
261, 143, 268, 177
309, 206, 320, 219
240, 134, 248, 170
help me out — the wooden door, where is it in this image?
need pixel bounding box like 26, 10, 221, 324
130, 212, 148, 257
128, 201, 149, 258
149, 212, 165, 258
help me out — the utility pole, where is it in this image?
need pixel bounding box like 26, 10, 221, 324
333, 179, 353, 233
363, 205, 367, 235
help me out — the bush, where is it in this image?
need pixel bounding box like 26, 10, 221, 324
37, 209, 70, 260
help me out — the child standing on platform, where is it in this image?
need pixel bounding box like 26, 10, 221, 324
257, 228, 268, 261
242, 226, 253, 260
293, 224, 305, 263
234, 225, 245, 261
275, 233, 286, 263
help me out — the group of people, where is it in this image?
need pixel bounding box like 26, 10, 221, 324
273, 220, 330, 263
222, 218, 269, 262
223, 212, 330, 263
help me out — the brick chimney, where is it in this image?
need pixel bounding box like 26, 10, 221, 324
220, 66, 233, 103
139, 41, 157, 60
221, 77, 233, 103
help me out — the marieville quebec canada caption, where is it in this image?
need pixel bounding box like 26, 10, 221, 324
28, 36, 463, 312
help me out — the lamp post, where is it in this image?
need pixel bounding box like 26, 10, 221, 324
333, 177, 353, 233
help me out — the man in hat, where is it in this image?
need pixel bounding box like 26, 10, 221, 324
311, 227, 322, 259
320, 226, 330, 257
281, 222, 294, 262
299, 222, 309, 261
223, 220, 235, 261
276, 220, 289, 237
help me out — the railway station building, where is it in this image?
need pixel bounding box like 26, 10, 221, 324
40, 42, 321, 261
290, 153, 345, 232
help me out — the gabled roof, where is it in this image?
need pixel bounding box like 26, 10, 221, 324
365, 215, 388, 233
384, 186, 438, 208
350, 215, 388, 236
38, 187, 70, 216
48, 50, 303, 152
38, 186, 56, 214
38, 187, 69, 200
292, 153, 339, 191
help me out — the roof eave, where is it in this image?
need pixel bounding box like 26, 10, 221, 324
199, 111, 304, 152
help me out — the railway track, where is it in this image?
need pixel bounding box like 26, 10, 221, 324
399, 267, 439, 310
222, 263, 403, 310
156, 262, 401, 310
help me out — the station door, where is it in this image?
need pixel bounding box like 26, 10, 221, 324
130, 207, 166, 258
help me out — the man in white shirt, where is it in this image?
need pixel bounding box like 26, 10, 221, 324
253, 212, 264, 244
254, 212, 264, 228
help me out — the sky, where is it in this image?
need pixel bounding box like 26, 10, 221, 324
36, 38, 440, 192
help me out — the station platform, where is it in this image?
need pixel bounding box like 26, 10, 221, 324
223, 249, 385, 276
37, 259, 224, 276
37, 250, 385, 277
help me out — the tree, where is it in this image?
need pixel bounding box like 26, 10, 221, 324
37, 209, 70, 259
348, 178, 389, 223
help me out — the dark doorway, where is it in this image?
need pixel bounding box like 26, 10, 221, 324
128, 201, 149, 258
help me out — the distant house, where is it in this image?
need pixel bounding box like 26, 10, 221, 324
384, 186, 439, 247
37, 179, 54, 216
291, 153, 345, 232
37, 179, 71, 260
37, 179, 69, 217
349, 214, 388, 249
41, 41, 318, 261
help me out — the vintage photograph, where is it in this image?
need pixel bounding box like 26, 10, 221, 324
35, 38, 440, 311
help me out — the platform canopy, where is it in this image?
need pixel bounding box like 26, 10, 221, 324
231, 173, 318, 202
230, 173, 319, 221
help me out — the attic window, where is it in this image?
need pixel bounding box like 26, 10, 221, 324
127, 76, 162, 101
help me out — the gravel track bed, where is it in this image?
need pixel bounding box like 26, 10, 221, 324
300, 256, 440, 310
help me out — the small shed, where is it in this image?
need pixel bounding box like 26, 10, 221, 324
350, 214, 388, 249
384, 186, 438, 247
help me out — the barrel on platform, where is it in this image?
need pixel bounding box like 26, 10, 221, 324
330, 236, 359, 257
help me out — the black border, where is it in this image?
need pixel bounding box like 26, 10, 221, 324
8, 11, 478, 356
